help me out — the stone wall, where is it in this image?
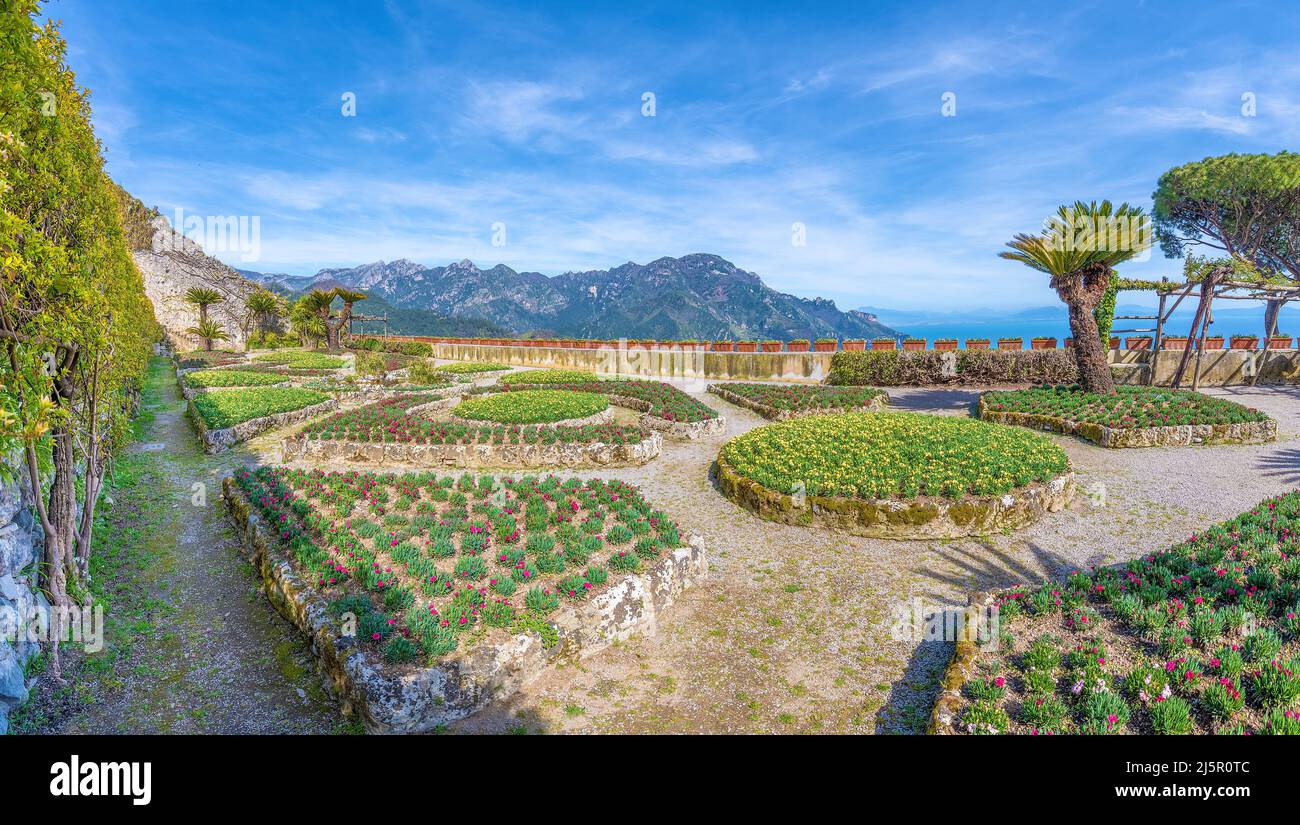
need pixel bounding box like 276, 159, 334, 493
135, 222, 261, 351
0, 464, 43, 735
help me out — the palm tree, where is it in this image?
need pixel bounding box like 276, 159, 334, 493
244, 288, 284, 345
1000, 201, 1150, 395
186, 318, 230, 351
302, 287, 367, 351
184, 287, 223, 324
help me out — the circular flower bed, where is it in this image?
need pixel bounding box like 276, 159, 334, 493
499, 369, 596, 385
451, 389, 609, 424
716, 412, 1073, 538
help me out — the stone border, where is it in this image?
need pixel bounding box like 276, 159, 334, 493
222, 477, 707, 733
977, 395, 1278, 448
708, 384, 889, 420
498, 383, 727, 441
714, 456, 1075, 539
281, 429, 663, 468
188, 396, 339, 454
928, 590, 995, 735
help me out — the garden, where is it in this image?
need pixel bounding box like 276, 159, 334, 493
939, 491, 1300, 735
182, 368, 290, 388
708, 381, 889, 419
979, 385, 1277, 448
496, 369, 722, 430
714, 412, 1075, 538
190, 387, 332, 430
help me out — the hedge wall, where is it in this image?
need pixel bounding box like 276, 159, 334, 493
350, 336, 433, 357
826, 349, 1079, 387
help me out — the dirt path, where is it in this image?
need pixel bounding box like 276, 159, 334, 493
22, 358, 345, 735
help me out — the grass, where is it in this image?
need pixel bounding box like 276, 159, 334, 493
950, 491, 1300, 735
718, 411, 1069, 500
190, 387, 330, 429
452, 389, 609, 424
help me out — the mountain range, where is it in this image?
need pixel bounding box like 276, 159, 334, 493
242, 254, 900, 340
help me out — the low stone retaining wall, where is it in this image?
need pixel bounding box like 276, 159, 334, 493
281, 430, 663, 468
707, 384, 889, 420
928, 590, 995, 735
222, 478, 708, 733
189, 397, 339, 454
977, 396, 1278, 448
714, 457, 1075, 539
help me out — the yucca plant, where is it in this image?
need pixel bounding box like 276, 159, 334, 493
186, 318, 230, 351
1000, 201, 1151, 394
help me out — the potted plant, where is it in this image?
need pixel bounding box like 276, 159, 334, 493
934, 337, 958, 351
760, 339, 783, 352
966, 338, 990, 350
713, 340, 734, 352
1230, 334, 1258, 350
996, 337, 1023, 350
1161, 336, 1189, 351
902, 337, 926, 351
1030, 336, 1057, 350
1203, 335, 1225, 350
871, 337, 896, 351
1266, 333, 1293, 350
1125, 335, 1152, 350
842, 338, 866, 351
1108, 336, 1120, 350
814, 337, 838, 352
736, 340, 757, 353
787, 338, 810, 352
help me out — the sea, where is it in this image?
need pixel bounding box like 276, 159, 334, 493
865, 303, 1299, 347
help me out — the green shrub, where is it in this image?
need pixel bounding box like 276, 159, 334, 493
827, 349, 1078, 386
190, 388, 329, 429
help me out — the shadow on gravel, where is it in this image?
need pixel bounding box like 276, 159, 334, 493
887, 388, 981, 414
918, 538, 1103, 601
1256, 447, 1300, 486
875, 637, 950, 734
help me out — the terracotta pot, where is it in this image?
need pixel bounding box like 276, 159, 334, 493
996, 339, 1023, 350
1203, 337, 1225, 350
1230, 337, 1258, 350
1126, 337, 1152, 350
966, 340, 990, 350
1267, 336, 1293, 350
713, 341, 734, 352
814, 341, 837, 352
1030, 338, 1057, 350
1064, 338, 1072, 348
1108, 337, 1120, 350
1162, 338, 1188, 351
842, 340, 866, 351
760, 342, 782, 352
787, 341, 810, 352
934, 340, 958, 351
736, 342, 757, 352
902, 340, 926, 351
872, 340, 896, 351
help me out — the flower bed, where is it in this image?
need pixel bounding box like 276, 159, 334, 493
708, 382, 888, 419
285, 395, 660, 467
496, 374, 720, 425
978, 385, 1277, 448
932, 491, 1300, 735
177, 350, 244, 370
223, 468, 706, 731
188, 388, 337, 453
433, 361, 514, 375
452, 389, 609, 424
252, 351, 347, 369
715, 412, 1073, 538
498, 369, 597, 385
182, 368, 289, 388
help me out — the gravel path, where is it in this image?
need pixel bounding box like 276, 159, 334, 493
27, 359, 345, 735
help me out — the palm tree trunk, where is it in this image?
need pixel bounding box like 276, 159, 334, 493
1066, 300, 1115, 394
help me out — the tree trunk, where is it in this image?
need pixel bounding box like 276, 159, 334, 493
1066, 299, 1115, 394
1264, 299, 1284, 338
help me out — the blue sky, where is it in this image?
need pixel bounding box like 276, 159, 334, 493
48, 0, 1300, 312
